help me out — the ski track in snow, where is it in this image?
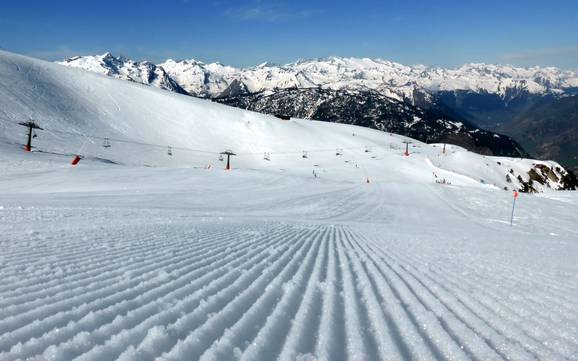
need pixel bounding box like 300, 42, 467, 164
0, 174, 576, 361
1, 214, 576, 361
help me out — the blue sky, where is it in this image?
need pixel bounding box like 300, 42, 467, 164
1, 0, 577, 69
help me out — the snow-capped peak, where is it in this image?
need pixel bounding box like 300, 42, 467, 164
58, 53, 578, 101
58, 53, 187, 94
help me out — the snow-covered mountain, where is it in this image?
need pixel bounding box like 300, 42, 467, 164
159, 56, 578, 101
61, 53, 578, 101
56, 53, 538, 156
215, 87, 528, 158
59, 53, 187, 95
159, 58, 237, 97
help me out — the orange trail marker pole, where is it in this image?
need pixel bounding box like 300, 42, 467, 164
510, 190, 519, 226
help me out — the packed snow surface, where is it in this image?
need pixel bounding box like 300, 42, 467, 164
1, 51, 578, 360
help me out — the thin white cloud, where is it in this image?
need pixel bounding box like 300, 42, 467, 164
223, 2, 320, 22
502, 45, 578, 63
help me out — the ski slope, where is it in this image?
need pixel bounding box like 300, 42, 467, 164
1, 51, 577, 361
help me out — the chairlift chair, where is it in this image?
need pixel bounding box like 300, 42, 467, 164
167, 146, 173, 156
218, 154, 224, 161
264, 152, 270, 161
302, 151, 308, 159
103, 137, 111, 148
336, 148, 343, 156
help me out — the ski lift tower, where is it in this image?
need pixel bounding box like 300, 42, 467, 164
402, 140, 412, 156
18, 120, 43, 152
220, 150, 236, 170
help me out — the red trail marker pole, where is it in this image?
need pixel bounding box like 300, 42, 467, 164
71, 136, 93, 167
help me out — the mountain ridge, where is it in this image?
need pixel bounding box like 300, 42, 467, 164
59, 53, 188, 95
59, 53, 578, 101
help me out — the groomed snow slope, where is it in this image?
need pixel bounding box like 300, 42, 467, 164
1, 51, 577, 361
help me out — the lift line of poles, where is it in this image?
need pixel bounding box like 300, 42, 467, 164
13, 119, 519, 224
14, 119, 448, 170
